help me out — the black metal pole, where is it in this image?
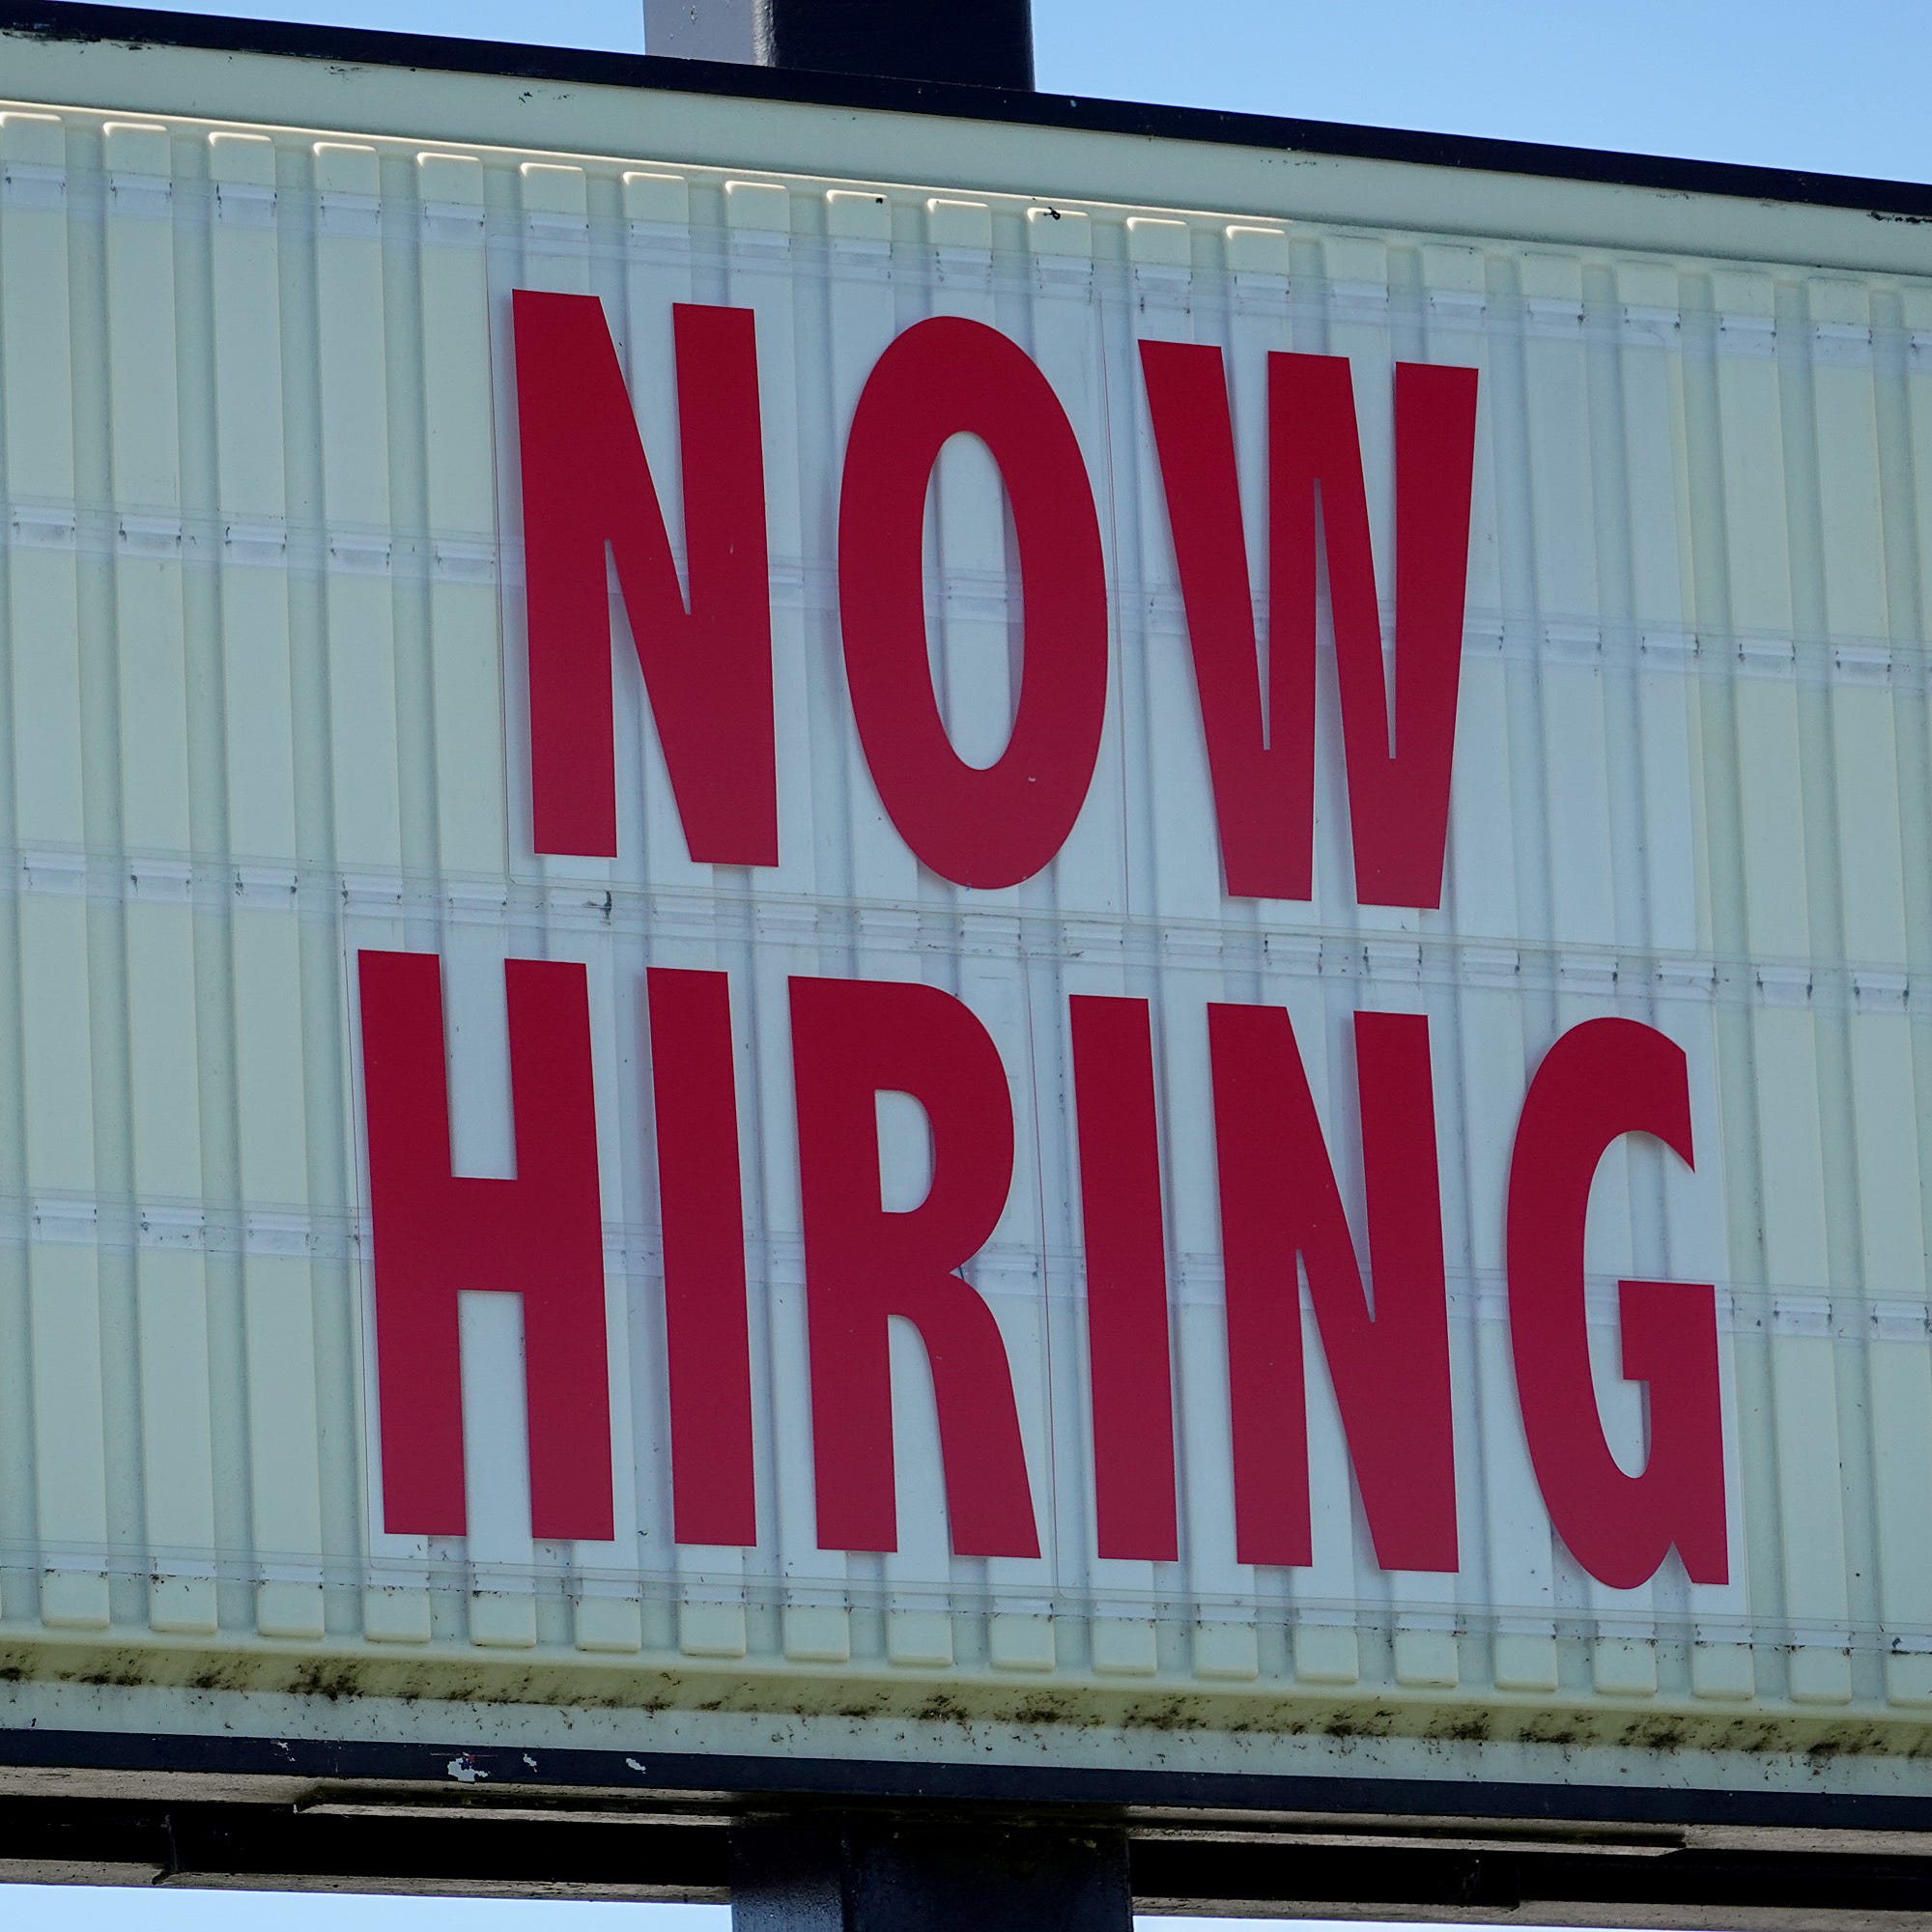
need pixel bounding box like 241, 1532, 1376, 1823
645, 0, 1036, 89
759, 0, 1034, 88
733, 1816, 1133, 1932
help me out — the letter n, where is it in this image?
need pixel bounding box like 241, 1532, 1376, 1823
357, 949, 613, 1539
1208, 1005, 1457, 1570
512, 289, 776, 865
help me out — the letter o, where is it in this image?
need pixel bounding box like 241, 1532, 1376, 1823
838, 316, 1108, 889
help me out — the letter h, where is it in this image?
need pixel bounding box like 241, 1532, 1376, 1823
357, 950, 613, 1540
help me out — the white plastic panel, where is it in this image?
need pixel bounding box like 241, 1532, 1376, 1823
0, 69, 1929, 1788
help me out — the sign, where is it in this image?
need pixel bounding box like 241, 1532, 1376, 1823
1, 7, 1930, 1818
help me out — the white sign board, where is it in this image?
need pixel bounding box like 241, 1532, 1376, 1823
0, 17, 1928, 1809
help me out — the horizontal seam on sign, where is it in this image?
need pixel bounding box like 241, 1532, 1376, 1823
0, 855, 1914, 1000
0, 1553, 1914, 1651
5, 515, 1930, 677
0, 1199, 1909, 1324
0, 1533, 1899, 1638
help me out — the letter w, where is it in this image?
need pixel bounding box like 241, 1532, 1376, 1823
513, 289, 776, 865
1139, 343, 1478, 908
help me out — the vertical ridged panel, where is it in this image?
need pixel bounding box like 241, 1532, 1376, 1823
0, 96, 1928, 1748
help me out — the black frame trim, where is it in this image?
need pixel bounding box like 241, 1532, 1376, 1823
1, 1729, 1930, 1915
2, 1726, 1929, 1834
2, 0, 1931, 220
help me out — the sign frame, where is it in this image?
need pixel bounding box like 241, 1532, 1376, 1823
0, 7, 1930, 1911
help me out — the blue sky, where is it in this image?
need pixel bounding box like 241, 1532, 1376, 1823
12, 0, 1922, 1925
0, 1891, 1407, 1932
53, 0, 1932, 184
0, 1890, 730, 1930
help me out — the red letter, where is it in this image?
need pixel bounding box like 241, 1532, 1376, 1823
1208, 1006, 1456, 1571
1070, 996, 1178, 1561
790, 976, 1038, 1557
357, 950, 611, 1539
838, 316, 1108, 889
1507, 1019, 1726, 1588
513, 289, 775, 865
1139, 343, 1478, 907
647, 968, 756, 1547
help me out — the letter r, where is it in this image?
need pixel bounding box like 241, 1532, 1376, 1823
789, 975, 1039, 1559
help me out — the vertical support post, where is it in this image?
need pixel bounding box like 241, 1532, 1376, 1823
643, 0, 763, 62
646, 0, 1036, 90
733, 1818, 1132, 1932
